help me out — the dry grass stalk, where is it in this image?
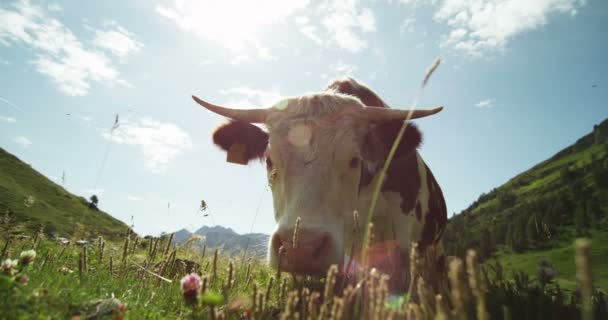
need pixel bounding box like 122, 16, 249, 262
83, 246, 88, 272
407, 303, 422, 320
109, 255, 113, 276
277, 246, 285, 281
99, 239, 105, 263
265, 276, 274, 303
252, 283, 258, 316
227, 260, 234, 289
257, 291, 265, 314
245, 262, 252, 287
129, 258, 172, 283
300, 287, 310, 317
330, 296, 344, 320
422, 58, 443, 88
212, 248, 218, 283
280, 278, 288, 306
434, 294, 448, 320
502, 305, 511, 320
163, 233, 174, 258
78, 250, 83, 282
448, 258, 466, 320
416, 277, 435, 319
202, 275, 208, 294
40, 251, 51, 270
575, 239, 593, 320
280, 290, 300, 320
1, 238, 11, 259
324, 265, 338, 300
407, 242, 419, 301
466, 250, 488, 320
307, 291, 321, 320
131, 236, 139, 254
121, 235, 130, 272
293, 217, 301, 249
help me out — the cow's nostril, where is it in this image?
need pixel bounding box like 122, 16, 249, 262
312, 234, 330, 260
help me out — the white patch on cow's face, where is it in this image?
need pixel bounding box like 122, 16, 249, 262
264, 94, 369, 270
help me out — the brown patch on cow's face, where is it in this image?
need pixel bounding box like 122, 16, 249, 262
212, 121, 269, 164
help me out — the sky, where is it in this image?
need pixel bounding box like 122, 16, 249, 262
1, 0, 607, 237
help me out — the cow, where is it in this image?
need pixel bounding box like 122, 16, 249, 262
192, 77, 447, 290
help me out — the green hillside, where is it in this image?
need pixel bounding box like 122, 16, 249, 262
444, 118, 608, 290
0, 147, 131, 240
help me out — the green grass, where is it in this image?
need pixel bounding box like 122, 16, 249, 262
487, 229, 608, 292
2, 232, 606, 319
0, 147, 130, 239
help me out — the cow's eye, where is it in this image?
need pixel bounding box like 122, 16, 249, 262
266, 157, 273, 171
349, 157, 360, 168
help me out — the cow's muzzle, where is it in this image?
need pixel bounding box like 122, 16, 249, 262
270, 228, 336, 275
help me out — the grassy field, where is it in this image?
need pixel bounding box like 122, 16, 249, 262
1, 230, 606, 319
487, 229, 608, 292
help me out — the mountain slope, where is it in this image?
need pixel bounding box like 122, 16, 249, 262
443, 119, 608, 288
171, 226, 269, 258
0, 147, 131, 239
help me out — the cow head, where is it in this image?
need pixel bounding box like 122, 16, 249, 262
193, 78, 442, 275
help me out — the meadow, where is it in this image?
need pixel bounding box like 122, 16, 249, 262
1, 227, 607, 320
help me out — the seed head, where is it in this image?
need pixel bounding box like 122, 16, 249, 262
1, 259, 18, 276
19, 249, 36, 266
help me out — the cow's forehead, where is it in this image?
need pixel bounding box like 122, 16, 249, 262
265, 92, 365, 130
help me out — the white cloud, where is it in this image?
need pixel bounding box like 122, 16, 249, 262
295, 15, 324, 45
399, 17, 416, 34
92, 22, 143, 58
47, 3, 62, 12
157, 0, 308, 60
220, 87, 284, 108
76, 114, 92, 122
0, 1, 139, 96
0, 116, 16, 123
103, 118, 193, 173
320, 0, 377, 52
127, 195, 143, 201
330, 60, 357, 77
0, 58, 10, 66
197, 59, 214, 68
475, 99, 494, 108
435, 0, 586, 57
14, 136, 32, 148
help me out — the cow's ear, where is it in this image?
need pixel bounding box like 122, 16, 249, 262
212, 121, 269, 165
362, 120, 422, 163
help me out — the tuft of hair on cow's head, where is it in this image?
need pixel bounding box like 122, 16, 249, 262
212, 121, 268, 165
325, 77, 387, 108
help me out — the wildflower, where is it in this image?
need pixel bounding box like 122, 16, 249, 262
60, 266, 74, 274
18, 274, 28, 285
19, 249, 36, 266
1, 259, 18, 276
181, 273, 201, 305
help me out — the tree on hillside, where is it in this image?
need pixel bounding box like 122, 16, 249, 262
89, 194, 99, 210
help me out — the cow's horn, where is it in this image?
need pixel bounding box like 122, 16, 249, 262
192, 95, 270, 123
360, 106, 443, 121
